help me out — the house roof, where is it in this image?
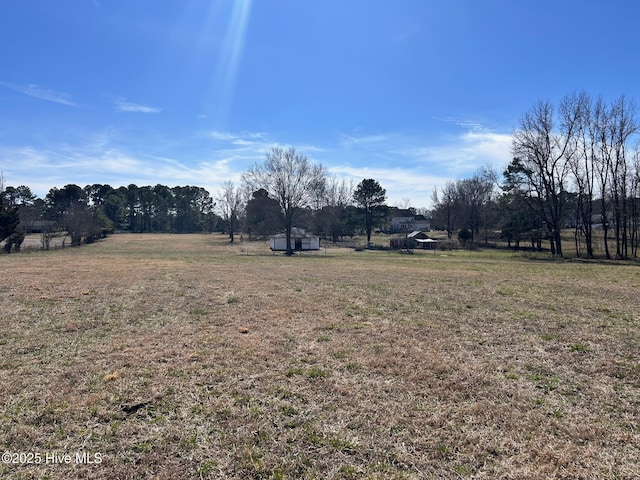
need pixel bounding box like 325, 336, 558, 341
407, 230, 430, 239
271, 227, 318, 239
392, 208, 414, 216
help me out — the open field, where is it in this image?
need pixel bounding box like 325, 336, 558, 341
1, 234, 639, 479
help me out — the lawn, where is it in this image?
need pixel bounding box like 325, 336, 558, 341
0, 234, 638, 479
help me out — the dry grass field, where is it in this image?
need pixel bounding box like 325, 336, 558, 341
1, 234, 639, 479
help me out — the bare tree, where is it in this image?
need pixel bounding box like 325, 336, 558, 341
216, 180, 243, 243
592, 97, 615, 258
631, 149, 640, 257
568, 92, 596, 258
608, 95, 638, 258
511, 96, 581, 257
590, 96, 639, 259
569, 95, 639, 259
326, 176, 353, 209
431, 181, 459, 239
317, 176, 353, 242
456, 169, 495, 244
243, 146, 326, 255
396, 198, 412, 210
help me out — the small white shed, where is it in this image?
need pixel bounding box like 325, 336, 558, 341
270, 227, 320, 251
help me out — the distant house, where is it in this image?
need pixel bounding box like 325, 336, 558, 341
270, 227, 320, 251
21, 219, 57, 234
389, 210, 430, 232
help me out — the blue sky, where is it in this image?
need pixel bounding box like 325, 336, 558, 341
1, 0, 639, 208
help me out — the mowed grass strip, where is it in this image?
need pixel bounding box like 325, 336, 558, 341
0, 234, 638, 479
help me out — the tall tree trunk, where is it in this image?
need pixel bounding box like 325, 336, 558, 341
285, 222, 293, 256
601, 196, 611, 259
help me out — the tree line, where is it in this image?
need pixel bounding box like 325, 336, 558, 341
2, 91, 640, 258
431, 92, 640, 259
509, 93, 640, 259
0, 182, 218, 250
0, 161, 389, 256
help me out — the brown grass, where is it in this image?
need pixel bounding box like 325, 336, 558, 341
0, 234, 639, 479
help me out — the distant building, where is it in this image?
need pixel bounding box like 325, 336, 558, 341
21, 219, 57, 234
389, 210, 430, 233
270, 227, 320, 251
390, 230, 438, 250
410, 230, 439, 249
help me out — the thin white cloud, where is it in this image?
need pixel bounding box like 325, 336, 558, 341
327, 126, 512, 207
0, 140, 242, 198
339, 133, 393, 148
394, 130, 512, 175
0, 123, 513, 209
296, 144, 326, 153
327, 164, 441, 209
207, 131, 237, 141
206, 130, 267, 142
0, 81, 79, 106
203, 131, 275, 157
114, 99, 162, 113
437, 116, 485, 131
462, 130, 512, 163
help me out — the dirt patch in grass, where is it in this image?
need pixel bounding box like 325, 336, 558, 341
1, 234, 639, 479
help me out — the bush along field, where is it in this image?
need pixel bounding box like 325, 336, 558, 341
0, 234, 639, 479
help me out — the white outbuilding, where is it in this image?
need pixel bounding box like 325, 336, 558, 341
270, 227, 320, 251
